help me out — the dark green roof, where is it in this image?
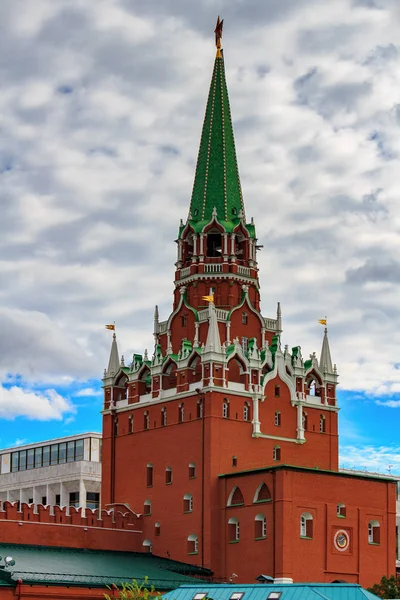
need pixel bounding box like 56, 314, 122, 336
218, 463, 398, 483
0, 544, 211, 590
189, 50, 246, 229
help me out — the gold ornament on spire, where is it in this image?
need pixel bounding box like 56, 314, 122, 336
214, 16, 224, 57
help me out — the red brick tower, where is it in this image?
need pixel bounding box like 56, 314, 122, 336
101, 19, 341, 577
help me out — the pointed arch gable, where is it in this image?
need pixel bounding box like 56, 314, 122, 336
254, 482, 272, 503
262, 350, 297, 403
305, 367, 323, 386
201, 213, 225, 234
188, 350, 202, 368
227, 485, 244, 507
228, 293, 265, 331
180, 221, 195, 241
233, 220, 251, 237
115, 371, 128, 387
227, 353, 247, 373
137, 363, 151, 382
162, 357, 178, 375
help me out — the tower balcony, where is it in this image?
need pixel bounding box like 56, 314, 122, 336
176, 259, 257, 284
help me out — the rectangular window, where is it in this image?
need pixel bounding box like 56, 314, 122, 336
58, 442, 67, 464
147, 465, 153, 487
274, 385, 280, 397
86, 492, 100, 510
19, 450, 27, 471
28, 497, 33, 504
230, 594, 245, 600
67, 441, 75, 462
27, 448, 35, 470
242, 337, 248, 353
273, 446, 281, 461
35, 447, 43, 469
11, 452, 19, 472
75, 439, 84, 461
166, 468, 173, 485
193, 595, 208, 600
55, 494, 61, 506
50, 444, 59, 465
42, 446, 50, 467
232, 456, 238, 467
69, 491, 80, 508
41, 496, 47, 505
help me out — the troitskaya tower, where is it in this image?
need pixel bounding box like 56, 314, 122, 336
101, 18, 339, 576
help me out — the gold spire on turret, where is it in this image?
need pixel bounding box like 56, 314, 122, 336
214, 16, 224, 58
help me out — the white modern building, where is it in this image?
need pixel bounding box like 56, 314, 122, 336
0, 433, 101, 512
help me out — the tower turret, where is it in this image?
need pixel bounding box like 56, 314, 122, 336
106, 333, 119, 377
320, 326, 333, 375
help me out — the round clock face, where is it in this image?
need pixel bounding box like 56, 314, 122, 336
334, 529, 350, 552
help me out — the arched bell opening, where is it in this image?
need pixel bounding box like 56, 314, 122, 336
227, 357, 247, 386
188, 354, 202, 384
162, 360, 178, 391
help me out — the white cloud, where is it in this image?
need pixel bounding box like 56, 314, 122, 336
0, 0, 399, 403
0, 385, 75, 421
340, 444, 400, 476
74, 387, 102, 397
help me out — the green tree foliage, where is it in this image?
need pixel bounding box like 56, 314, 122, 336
367, 575, 400, 599
104, 576, 163, 600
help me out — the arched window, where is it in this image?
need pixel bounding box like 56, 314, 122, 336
188, 462, 196, 479
337, 503, 346, 518
368, 520, 380, 544
142, 539, 152, 553
178, 403, 184, 423
206, 230, 222, 257
274, 385, 280, 398
125, 383, 129, 400
255, 514, 267, 539
273, 446, 281, 461
309, 380, 316, 396
144, 411, 150, 430
146, 464, 153, 487
222, 399, 230, 419
320, 415, 326, 433
154, 521, 160, 536
165, 466, 172, 485
128, 414, 134, 433
228, 517, 240, 542
242, 312, 248, 325
187, 534, 198, 554
227, 486, 244, 507
302, 411, 308, 431
184, 493, 193, 513
274, 411, 281, 426
243, 402, 250, 421
143, 500, 152, 516
197, 400, 203, 419
300, 512, 313, 538
254, 483, 272, 503
161, 407, 167, 427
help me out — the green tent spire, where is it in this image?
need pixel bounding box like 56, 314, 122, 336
188, 18, 246, 231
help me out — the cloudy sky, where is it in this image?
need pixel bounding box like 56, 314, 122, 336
1, 0, 400, 473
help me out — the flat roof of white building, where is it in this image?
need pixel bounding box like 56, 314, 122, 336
0, 432, 102, 454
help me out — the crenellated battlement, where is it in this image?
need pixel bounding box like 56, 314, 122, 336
0, 500, 141, 529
